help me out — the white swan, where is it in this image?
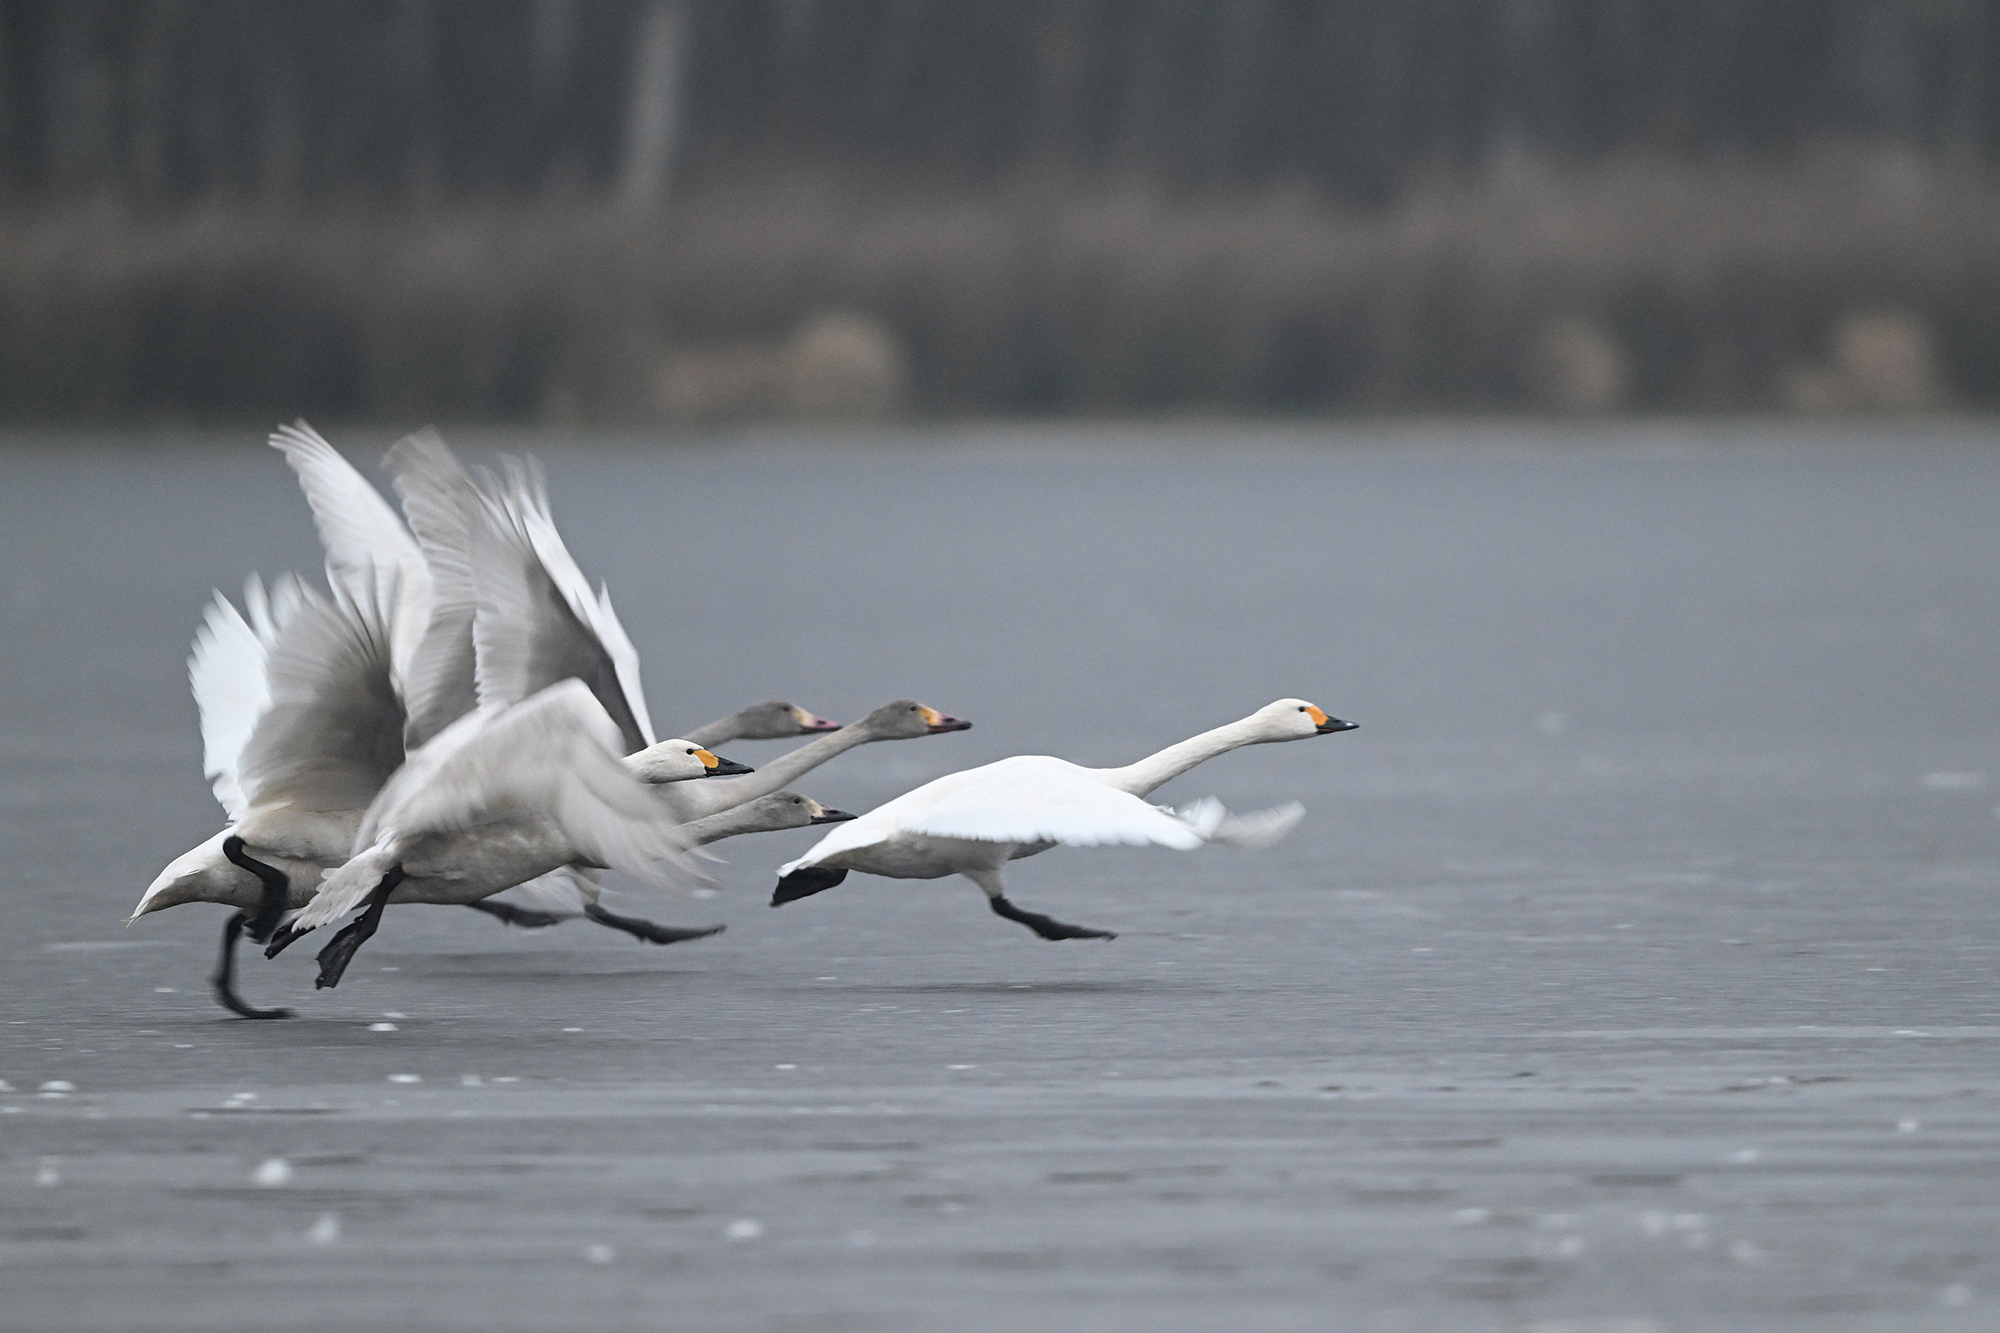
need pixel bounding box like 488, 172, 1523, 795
770, 699, 1357, 940
133, 571, 406, 1016
294, 424, 855, 942
289, 679, 734, 986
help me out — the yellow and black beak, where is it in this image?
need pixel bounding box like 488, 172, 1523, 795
806, 800, 858, 825
919, 705, 973, 734
698, 749, 755, 776
1306, 704, 1358, 735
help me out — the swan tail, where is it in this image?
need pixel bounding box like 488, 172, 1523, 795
293, 844, 399, 931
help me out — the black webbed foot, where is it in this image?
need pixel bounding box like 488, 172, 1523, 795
467, 900, 568, 929
583, 902, 725, 944
263, 922, 312, 959
989, 895, 1117, 941
221, 835, 291, 944
771, 866, 847, 906
212, 912, 293, 1019
313, 867, 404, 990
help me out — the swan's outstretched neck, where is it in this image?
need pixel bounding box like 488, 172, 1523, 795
1094, 716, 1270, 798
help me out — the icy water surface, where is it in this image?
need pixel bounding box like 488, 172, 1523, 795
2, 420, 1999, 1331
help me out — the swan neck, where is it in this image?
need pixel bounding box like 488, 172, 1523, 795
677, 714, 735, 747
1097, 717, 1263, 797
661, 723, 875, 819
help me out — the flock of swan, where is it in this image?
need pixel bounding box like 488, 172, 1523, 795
130, 424, 1358, 1018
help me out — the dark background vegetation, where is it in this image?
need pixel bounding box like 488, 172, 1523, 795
3, 0, 1998, 422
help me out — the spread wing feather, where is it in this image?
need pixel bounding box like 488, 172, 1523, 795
383, 429, 483, 748
235, 577, 405, 815
269, 422, 432, 700
360, 680, 697, 891
188, 572, 299, 822
469, 461, 654, 754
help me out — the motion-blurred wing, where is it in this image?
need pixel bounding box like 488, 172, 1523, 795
364, 680, 698, 893
235, 578, 405, 815
188, 572, 298, 822
384, 428, 483, 748
469, 459, 654, 753
269, 422, 432, 700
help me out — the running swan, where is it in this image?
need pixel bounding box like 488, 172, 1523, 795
770, 699, 1357, 940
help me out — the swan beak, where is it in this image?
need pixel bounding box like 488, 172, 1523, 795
698, 749, 755, 776
793, 707, 842, 733
1305, 705, 1358, 735
806, 802, 858, 825
919, 705, 973, 734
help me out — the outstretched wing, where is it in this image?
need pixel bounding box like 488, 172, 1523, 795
383, 428, 483, 748
269, 422, 432, 701
897, 756, 1208, 850
188, 572, 302, 822
235, 577, 405, 815
468, 458, 654, 753
360, 679, 698, 893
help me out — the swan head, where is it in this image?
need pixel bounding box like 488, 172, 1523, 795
734, 792, 859, 832
855, 699, 973, 739
1255, 698, 1358, 741
728, 699, 843, 739
626, 739, 756, 783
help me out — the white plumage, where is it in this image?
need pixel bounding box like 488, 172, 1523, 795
773, 698, 1353, 940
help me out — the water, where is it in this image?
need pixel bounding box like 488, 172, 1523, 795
2, 419, 1998, 1330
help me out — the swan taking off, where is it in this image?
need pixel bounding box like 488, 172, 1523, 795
289, 679, 743, 987
769, 699, 1356, 940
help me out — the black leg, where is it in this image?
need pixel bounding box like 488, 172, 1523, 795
221, 835, 290, 944
263, 921, 313, 959
771, 866, 847, 906
314, 867, 405, 990
467, 900, 569, 929
988, 894, 1117, 941
582, 901, 725, 945
211, 912, 293, 1019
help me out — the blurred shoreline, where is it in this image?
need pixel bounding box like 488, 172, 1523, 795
4, 152, 1998, 427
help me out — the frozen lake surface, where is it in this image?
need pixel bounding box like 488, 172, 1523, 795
2, 419, 1998, 1331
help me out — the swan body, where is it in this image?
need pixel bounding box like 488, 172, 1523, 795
133, 573, 403, 923
772, 699, 1355, 939
288, 679, 747, 986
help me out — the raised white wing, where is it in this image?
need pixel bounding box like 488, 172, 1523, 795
188, 572, 300, 822
468, 458, 655, 753
269, 421, 432, 700
235, 577, 405, 816
360, 679, 697, 890
902, 756, 1208, 849
383, 428, 482, 748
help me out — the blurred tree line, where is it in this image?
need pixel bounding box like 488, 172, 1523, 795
0, 0, 1996, 420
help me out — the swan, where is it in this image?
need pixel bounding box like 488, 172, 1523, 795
769, 699, 1357, 940
288, 679, 737, 986
295, 423, 854, 941
133, 571, 407, 1018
